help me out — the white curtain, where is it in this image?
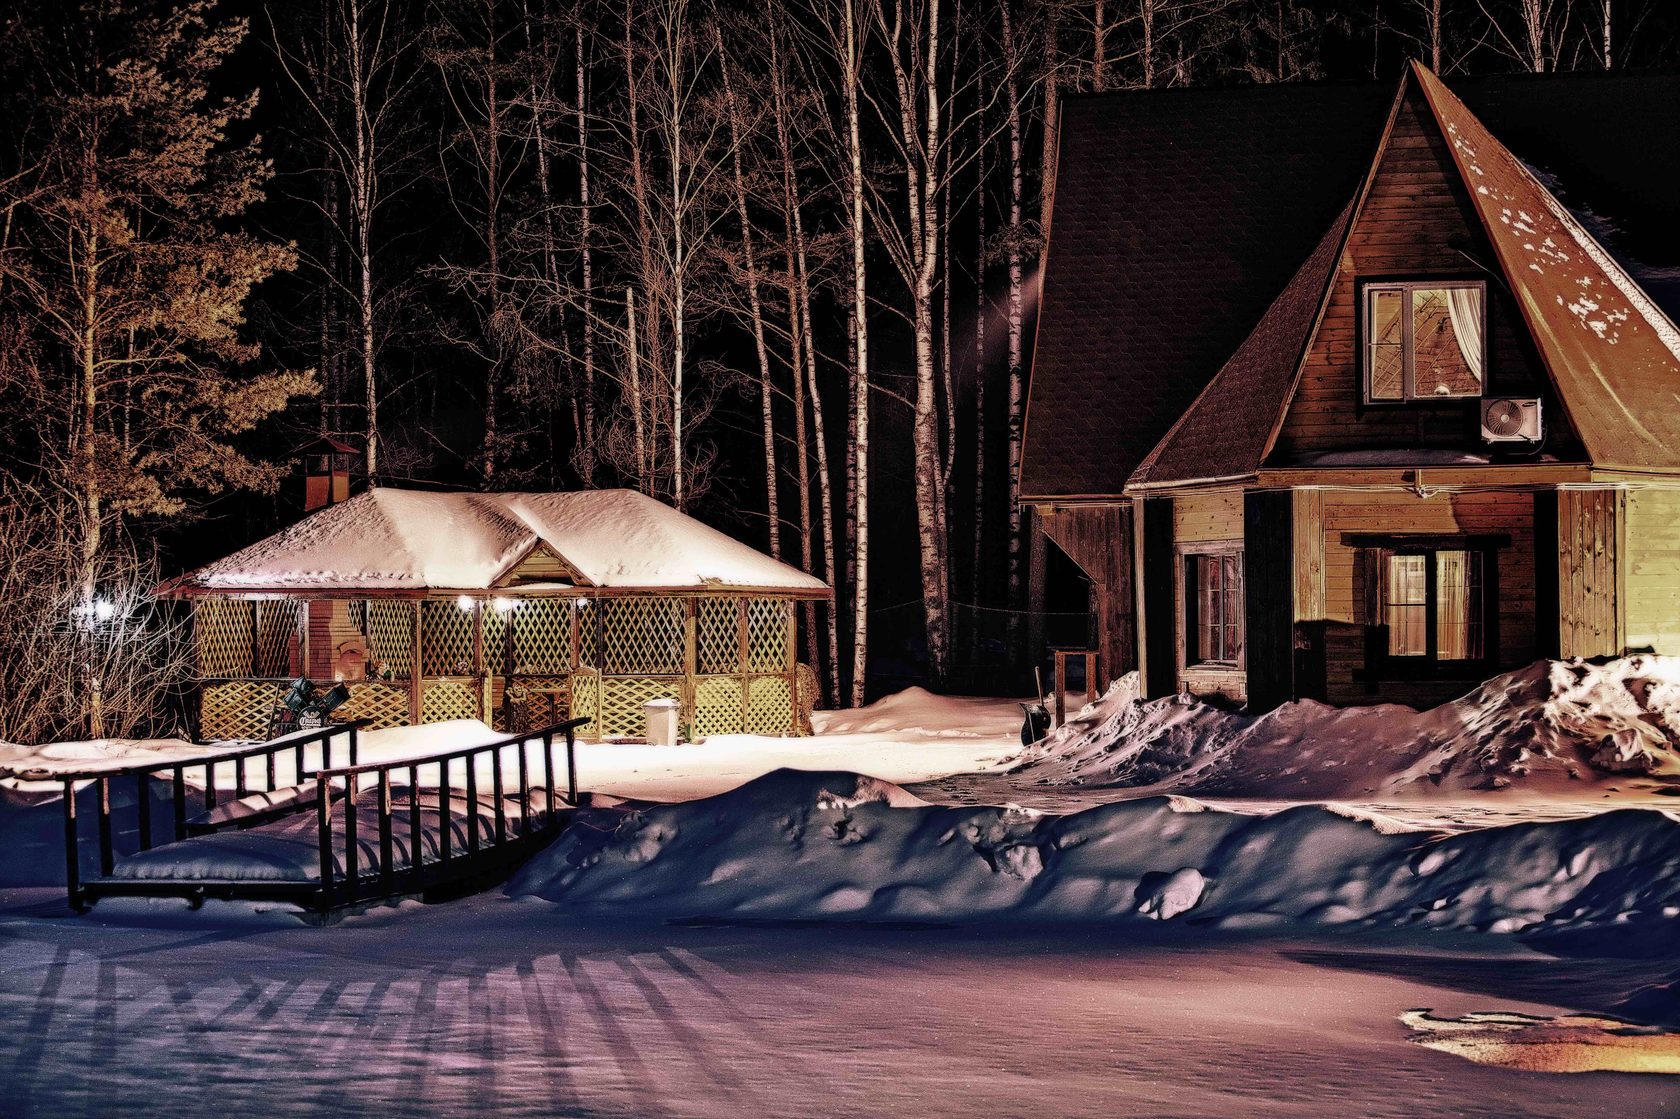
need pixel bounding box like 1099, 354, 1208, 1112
1446, 287, 1485, 386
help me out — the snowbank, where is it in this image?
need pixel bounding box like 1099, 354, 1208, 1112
508, 768, 1680, 940
1018, 657, 1680, 799
810, 686, 1025, 738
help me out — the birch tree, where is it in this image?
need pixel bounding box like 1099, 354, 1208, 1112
273, 0, 425, 481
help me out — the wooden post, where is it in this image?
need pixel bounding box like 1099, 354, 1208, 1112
682, 598, 698, 736
296, 598, 310, 679
785, 599, 798, 736
408, 601, 423, 726
737, 599, 750, 729
472, 600, 485, 721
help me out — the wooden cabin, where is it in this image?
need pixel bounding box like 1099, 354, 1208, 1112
1022, 63, 1680, 710
158, 488, 830, 740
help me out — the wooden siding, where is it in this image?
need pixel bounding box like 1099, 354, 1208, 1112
1173, 488, 1244, 543
1171, 489, 1247, 701
1270, 87, 1575, 462
502, 543, 584, 586
1624, 488, 1680, 654
1557, 488, 1623, 658
1314, 488, 1535, 705
1039, 503, 1137, 683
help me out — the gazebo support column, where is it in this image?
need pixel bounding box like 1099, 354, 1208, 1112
786, 600, 798, 736
682, 599, 699, 734
408, 601, 423, 725
472, 600, 485, 721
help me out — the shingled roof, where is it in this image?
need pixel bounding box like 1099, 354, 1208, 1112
1021, 69, 1680, 500
1128, 200, 1355, 489
1019, 81, 1388, 501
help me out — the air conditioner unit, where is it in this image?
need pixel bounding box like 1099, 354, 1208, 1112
1481, 397, 1542, 443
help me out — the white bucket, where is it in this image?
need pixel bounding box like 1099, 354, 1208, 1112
644, 698, 681, 746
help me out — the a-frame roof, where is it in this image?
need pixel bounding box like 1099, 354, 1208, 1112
1126, 63, 1680, 489
1022, 68, 1680, 500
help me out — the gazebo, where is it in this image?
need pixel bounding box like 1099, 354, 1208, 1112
159, 488, 831, 741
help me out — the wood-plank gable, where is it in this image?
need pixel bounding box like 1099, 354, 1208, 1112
1266, 76, 1580, 465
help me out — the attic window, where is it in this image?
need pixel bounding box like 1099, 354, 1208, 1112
1363, 281, 1485, 401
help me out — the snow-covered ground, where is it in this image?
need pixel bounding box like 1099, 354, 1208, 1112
0, 890, 1674, 1117
1, 669, 1678, 1113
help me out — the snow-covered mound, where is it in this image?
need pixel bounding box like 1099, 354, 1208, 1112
810, 686, 1023, 739
1018, 657, 1680, 798
508, 769, 1680, 939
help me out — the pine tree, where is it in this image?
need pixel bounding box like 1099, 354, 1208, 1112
5, 0, 314, 599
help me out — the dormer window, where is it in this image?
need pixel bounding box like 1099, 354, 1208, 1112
1363, 280, 1486, 401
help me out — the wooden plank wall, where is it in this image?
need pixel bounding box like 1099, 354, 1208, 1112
1172, 489, 1247, 702
1270, 87, 1574, 461
1319, 488, 1535, 705
1557, 488, 1622, 658
1038, 503, 1136, 686
1622, 489, 1680, 654
1292, 489, 1326, 622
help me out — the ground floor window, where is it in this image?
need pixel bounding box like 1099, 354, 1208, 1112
1184, 550, 1244, 667
1379, 548, 1486, 662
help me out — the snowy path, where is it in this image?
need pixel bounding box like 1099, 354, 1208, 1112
0, 893, 1673, 1118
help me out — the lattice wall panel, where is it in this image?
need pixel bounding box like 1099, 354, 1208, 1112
571, 671, 598, 733
571, 674, 683, 738
693, 675, 744, 737
337, 682, 411, 729
422, 678, 481, 724
603, 599, 684, 675
199, 680, 284, 741
359, 601, 414, 678
745, 674, 795, 736
197, 599, 254, 678
747, 599, 790, 672
254, 601, 299, 677
574, 600, 599, 669
698, 599, 741, 674
513, 599, 573, 673
422, 601, 475, 675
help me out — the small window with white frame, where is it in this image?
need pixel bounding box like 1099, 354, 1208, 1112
1363, 280, 1486, 402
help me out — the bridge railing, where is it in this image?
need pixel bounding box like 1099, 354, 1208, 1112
311, 717, 590, 913
56, 720, 371, 910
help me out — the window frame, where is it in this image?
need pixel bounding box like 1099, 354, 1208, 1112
1360, 279, 1488, 404
1179, 543, 1245, 671
1344, 534, 1504, 677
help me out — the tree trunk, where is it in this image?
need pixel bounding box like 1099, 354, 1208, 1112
844, 0, 871, 707
625, 286, 647, 487
1002, 0, 1026, 629
714, 21, 780, 558
576, 21, 596, 480
770, 30, 819, 677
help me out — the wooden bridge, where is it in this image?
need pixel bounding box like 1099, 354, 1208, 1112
57, 717, 590, 919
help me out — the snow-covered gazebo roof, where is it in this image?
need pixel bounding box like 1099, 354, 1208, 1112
160, 487, 830, 598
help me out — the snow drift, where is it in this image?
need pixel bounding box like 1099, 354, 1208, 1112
1017, 656, 1680, 798
508, 768, 1680, 939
